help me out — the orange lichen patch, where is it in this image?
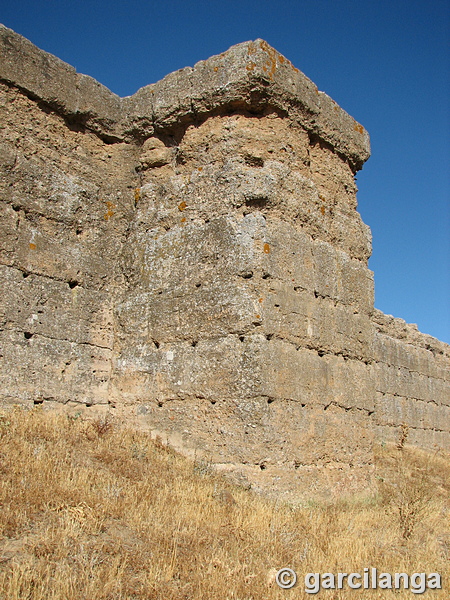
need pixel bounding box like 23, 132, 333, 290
320, 206, 326, 216
247, 44, 257, 55
134, 188, 141, 206
178, 201, 187, 212
258, 298, 263, 303
181, 217, 186, 223
259, 40, 278, 80
246, 62, 256, 71
263, 243, 270, 254
265, 59, 276, 78
29, 242, 36, 250
104, 201, 115, 221
354, 123, 364, 134
213, 66, 219, 72
255, 315, 261, 320
198, 166, 203, 171
252, 41, 298, 78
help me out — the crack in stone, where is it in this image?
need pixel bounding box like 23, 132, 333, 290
3, 327, 112, 352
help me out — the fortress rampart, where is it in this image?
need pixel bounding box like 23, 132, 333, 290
1, 24, 448, 497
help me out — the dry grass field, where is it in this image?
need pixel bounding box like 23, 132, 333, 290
0, 407, 448, 599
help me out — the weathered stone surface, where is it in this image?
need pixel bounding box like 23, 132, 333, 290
0, 25, 122, 140
0, 25, 369, 166
0, 25, 448, 500
0, 329, 111, 406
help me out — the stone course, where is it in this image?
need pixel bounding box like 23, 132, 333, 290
1, 24, 448, 498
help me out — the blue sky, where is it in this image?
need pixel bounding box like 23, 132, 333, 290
2, 0, 449, 343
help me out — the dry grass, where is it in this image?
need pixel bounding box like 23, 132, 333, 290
0, 407, 448, 599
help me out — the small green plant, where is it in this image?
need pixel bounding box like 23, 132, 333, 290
67, 411, 82, 423
131, 442, 148, 461
193, 457, 215, 477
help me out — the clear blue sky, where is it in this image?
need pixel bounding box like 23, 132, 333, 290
2, 0, 449, 344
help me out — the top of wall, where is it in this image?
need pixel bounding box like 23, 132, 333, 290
0, 24, 370, 171
372, 309, 450, 360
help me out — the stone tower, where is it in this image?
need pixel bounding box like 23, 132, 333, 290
1, 25, 448, 497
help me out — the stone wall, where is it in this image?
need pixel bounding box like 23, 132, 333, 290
1, 24, 448, 498
372, 310, 449, 450
0, 31, 138, 405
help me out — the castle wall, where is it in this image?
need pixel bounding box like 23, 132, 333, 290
0, 78, 138, 406
372, 310, 450, 449
1, 24, 448, 498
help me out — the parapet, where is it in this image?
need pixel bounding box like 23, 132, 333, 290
0, 24, 369, 170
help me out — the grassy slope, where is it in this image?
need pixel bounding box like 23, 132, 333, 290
0, 408, 448, 599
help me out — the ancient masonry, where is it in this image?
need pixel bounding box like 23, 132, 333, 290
1, 24, 449, 497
